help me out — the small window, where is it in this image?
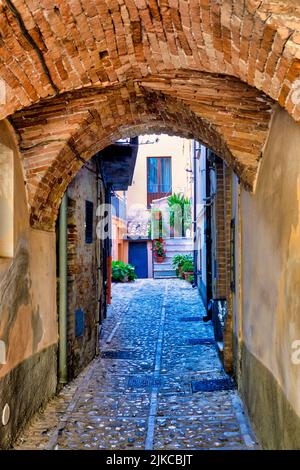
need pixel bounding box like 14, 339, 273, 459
147, 156, 172, 208
0, 143, 14, 258
75, 309, 85, 337
85, 200, 94, 244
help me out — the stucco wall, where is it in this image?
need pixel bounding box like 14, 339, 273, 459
0, 120, 57, 448
126, 135, 193, 213
240, 105, 300, 448
112, 216, 127, 262
0, 120, 58, 372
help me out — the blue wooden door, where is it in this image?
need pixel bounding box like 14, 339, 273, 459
129, 242, 148, 278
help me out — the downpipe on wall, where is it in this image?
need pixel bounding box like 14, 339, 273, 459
203, 149, 214, 322
106, 184, 113, 305
58, 192, 68, 384
192, 140, 198, 288
95, 162, 103, 353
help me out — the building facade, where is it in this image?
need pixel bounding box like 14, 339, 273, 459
0, 127, 138, 448
1, 0, 300, 448
111, 193, 127, 264
193, 107, 300, 448
125, 135, 194, 279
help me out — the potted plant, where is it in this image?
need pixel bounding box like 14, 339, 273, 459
172, 254, 193, 278
112, 261, 137, 282
181, 259, 194, 281
153, 238, 166, 263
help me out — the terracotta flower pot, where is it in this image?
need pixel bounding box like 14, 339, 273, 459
155, 256, 165, 263
178, 265, 184, 278
184, 271, 193, 281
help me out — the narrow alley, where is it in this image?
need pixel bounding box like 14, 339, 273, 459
14, 280, 257, 451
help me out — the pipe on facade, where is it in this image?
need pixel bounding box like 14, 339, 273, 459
204, 149, 213, 318
95, 161, 102, 354
58, 192, 68, 384
192, 140, 198, 288
106, 184, 113, 305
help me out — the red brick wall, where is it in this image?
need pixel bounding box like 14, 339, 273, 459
212, 158, 233, 372
213, 160, 229, 299
0, 1, 297, 122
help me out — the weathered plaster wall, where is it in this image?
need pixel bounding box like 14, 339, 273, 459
112, 215, 127, 263
66, 161, 102, 379
0, 120, 57, 448
240, 105, 300, 448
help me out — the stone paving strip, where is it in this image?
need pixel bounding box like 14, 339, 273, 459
14, 279, 259, 450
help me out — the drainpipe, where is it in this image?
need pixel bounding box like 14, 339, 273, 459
58, 192, 68, 384
192, 140, 198, 288
106, 184, 113, 305
95, 161, 102, 354
203, 149, 213, 321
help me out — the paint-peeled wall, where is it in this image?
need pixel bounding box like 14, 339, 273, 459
239, 105, 300, 448
0, 120, 57, 448
66, 161, 104, 379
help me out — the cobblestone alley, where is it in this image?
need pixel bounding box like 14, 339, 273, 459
15, 279, 258, 450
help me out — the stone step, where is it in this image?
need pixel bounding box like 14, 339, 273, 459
164, 255, 193, 264
165, 246, 193, 253
153, 270, 177, 278
164, 250, 193, 256
154, 263, 174, 270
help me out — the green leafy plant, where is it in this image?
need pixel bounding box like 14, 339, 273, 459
167, 193, 192, 236
112, 261, 137, 282
181, 259, 194, 273
172, 254, 193, 269
187, 274, 194, 284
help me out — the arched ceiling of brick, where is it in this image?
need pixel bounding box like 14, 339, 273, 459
1, 0, 300, 229
1, 0, 299, 119
11, 77, 273, 229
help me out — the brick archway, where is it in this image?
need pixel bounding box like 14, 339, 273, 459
1, 0, 300, 228
11, 79, 272, 229
0, 0, 299, 120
